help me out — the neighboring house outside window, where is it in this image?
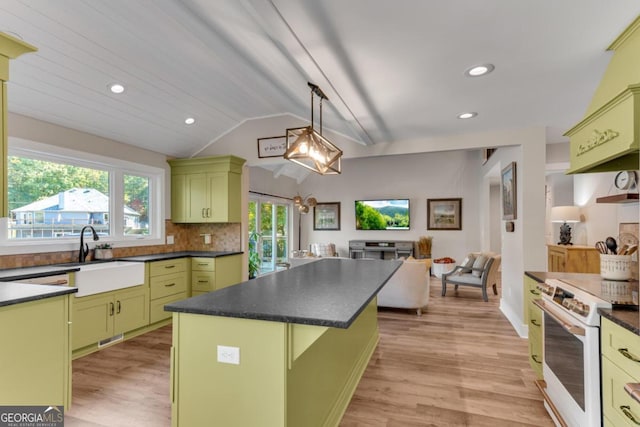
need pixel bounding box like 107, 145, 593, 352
10, 188, 140, 239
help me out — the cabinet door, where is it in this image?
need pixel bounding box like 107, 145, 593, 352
547, 248, 566, 272
114, 286, 149, 335
0, 296, 70, 407
171, 174, 187, 223
215, 255, 242, 290
186, 173, 208, 222
208, 172, 241, 222
73, 293, 114, 350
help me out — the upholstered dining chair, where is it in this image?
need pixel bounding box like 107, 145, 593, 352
441, 253, 501, 302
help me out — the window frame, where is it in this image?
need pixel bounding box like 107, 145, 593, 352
1, 139, 165, 254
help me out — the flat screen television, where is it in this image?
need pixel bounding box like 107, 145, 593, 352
355, 199, 410, 230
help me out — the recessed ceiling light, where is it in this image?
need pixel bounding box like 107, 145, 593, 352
184, 117, 195, 125
109, 83, 125, 94
458, 112, 477, 119
465, 64, 495, 77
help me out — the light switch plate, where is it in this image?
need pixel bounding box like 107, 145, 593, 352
217, 345, 240, 365
166, 235, 174, 245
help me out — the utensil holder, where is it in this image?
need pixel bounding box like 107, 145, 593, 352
600, 254, 632, 281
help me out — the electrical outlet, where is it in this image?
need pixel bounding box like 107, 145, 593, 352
217, 345, 240, 365
166, 235, 174, 245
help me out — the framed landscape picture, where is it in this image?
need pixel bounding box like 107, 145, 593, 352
501, 162, 517, 220
313, 202, 341, 230
427, 198, 462, 230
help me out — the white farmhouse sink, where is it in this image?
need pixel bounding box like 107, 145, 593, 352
74, 261, 145, 297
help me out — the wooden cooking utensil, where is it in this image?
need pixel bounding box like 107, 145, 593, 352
626, 245, 638, 256
617, 244, 629, 255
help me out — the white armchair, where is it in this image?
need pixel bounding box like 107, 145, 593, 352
377, 259, 431, 315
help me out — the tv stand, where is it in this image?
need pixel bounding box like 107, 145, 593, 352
348, 240, 414, 260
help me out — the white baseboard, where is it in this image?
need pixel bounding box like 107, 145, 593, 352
500, 297, 528, 338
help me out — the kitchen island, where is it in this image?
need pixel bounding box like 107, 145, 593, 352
165, 257, 402, 427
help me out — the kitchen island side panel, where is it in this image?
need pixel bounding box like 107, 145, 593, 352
171, 313, 287, 427
171, 300, 379, 427
287, 299, 379, 426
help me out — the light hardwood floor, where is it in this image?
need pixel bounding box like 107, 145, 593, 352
65, 282, 553, 426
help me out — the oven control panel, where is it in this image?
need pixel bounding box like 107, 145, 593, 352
542, 278, 612, 326
561, 297, 590, 316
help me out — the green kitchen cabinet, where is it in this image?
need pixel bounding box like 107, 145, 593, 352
149, 258, 189, 324
191, 255, 242, 297
169, 155, 246, 223
524, 275, 543, 379
73, 285, 149, 352
565, 16, 640, 174
0, 294, 71, 409
601, 317, 640, 426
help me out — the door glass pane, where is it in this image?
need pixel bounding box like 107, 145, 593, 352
123, 174, 149, 236
276, 204, 288, 264
260, 202, 274, 273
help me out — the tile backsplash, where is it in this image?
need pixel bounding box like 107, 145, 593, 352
0, 220, 242, 269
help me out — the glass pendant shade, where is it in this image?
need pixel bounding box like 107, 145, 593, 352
284, 126, 342, 175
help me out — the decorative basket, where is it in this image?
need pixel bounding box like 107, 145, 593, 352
432, 261, 456, 278
600, 254, 632, 281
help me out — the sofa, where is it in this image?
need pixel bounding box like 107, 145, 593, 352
377, 258, 431, 315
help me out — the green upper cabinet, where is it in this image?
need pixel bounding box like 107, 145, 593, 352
169, 155, 245, 223
566, 16, 640, 174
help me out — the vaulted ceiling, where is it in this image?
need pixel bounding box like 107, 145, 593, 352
1, 1, 639, 165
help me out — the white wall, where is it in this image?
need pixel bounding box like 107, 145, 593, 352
480, 128, 547, 338
574, 171, 638, 245
297, 150, 482, 261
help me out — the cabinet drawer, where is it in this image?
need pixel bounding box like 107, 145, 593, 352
528, 302, 542, 331
192, 258, 215, 272
150, 273, 188, 300
602, 355, 640, 427
149, 258, 187, 277
192, 272, 214, 292
150, 292, 187, 324
602, 317, 640, 379
528, 326, 543, 378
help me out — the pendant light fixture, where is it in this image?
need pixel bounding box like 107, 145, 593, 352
284, 82, 342, 175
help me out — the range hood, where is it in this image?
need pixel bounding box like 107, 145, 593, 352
565, 16, 640, 174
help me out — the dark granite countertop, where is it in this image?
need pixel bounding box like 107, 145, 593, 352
120, 251, 242, 262
0, 265, 81, 281
526, 270, 639, 336
0, 282, 77, 308
166, 258, 402, 329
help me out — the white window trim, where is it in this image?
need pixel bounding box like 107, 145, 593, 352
0, 139, 165, 255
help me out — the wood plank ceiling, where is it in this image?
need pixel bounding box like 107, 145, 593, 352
0, 1, 638, 168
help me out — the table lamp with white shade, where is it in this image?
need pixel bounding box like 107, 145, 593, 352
551, 205, 581, 245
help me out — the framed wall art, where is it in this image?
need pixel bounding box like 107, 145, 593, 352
257, 136, 287, 158
313, 202, 341, 231
427, 198, 462, 230
501, 162, 517, 220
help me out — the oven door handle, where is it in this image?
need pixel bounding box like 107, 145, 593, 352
533, 299, 585, 336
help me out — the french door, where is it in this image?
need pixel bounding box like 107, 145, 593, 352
248, 198, 290, 275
